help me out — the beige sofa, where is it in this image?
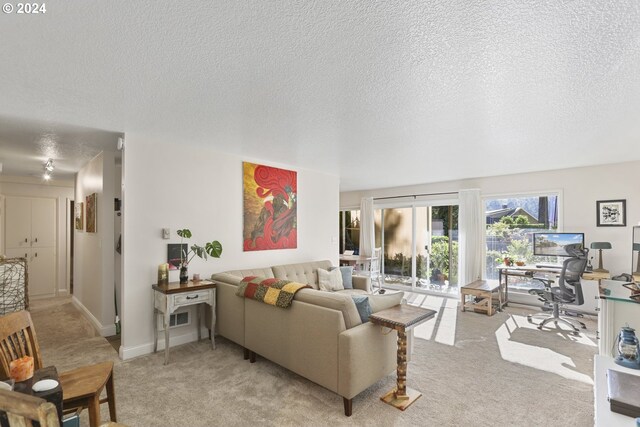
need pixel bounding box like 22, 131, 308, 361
211, 260, 403, 416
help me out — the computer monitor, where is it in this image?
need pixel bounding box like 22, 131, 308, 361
533, 232, 585, 257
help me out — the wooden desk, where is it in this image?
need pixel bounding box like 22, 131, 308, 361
153, 280, 216, 365
369, 305, 437, 411
497, 265, 610, 311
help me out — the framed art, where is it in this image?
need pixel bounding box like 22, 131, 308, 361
243, 162, 297, 251
86, 193, 97, 233
167, 244, 188, 270
596, 199, 626, 227
74, 202, 84, 230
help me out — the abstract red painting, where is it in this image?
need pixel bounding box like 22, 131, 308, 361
243, 162, 297, 251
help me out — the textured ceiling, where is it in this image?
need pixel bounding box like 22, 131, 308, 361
0, 1, 639, 190
0, 116, 121, 180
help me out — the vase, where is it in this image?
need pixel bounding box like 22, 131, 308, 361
179, 265, 188, 284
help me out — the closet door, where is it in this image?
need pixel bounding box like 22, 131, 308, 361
29, 247, 56, 297
30, 198, 56, 248
5, 197, 31, 249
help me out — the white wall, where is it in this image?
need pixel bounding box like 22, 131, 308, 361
74, 152, 116, 335
341, 161, 640, 277
0, 176, 74, 295
121, 137, 339, 359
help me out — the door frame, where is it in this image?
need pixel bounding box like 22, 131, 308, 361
374, 197, 459, 296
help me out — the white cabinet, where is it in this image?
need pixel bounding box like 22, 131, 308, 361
597, 279, 640, 356
4, 197, 57, 298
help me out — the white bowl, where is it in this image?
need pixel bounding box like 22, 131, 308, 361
32, 379, 58, 392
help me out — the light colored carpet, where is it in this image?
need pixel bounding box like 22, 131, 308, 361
29, 296, 597, 427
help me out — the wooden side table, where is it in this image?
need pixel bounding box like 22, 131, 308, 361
369, 304, 436, 411
152, 280, 216, 365
460, 280, 503, 316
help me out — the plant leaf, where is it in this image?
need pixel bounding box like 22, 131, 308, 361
205, 241, 223, 258
191, 244, 206, 260
177, 229, 192, 238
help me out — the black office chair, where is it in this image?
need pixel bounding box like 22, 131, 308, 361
527, 244, 589, 335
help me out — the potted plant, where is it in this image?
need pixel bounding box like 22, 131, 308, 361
495, 255, 514, 267
177, 228, 223, 284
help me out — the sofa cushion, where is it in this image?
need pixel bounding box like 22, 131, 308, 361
318, 268, 344, 292
272, 260, 332, 290
294, 289, 362, 329
212, 268, 275, 286
351, 295, 372, 323
369, 291, 404, 313
331, 266, 354, 289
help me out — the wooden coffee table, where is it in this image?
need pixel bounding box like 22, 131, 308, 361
369, 304, 436, 411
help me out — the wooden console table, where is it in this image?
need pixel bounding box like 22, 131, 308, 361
152, 280, 216, 364
369, 304, 436, 411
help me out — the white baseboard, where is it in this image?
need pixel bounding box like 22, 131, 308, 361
57, 289, 69, 296
71, 296, 117, 337
120, 329, 206, 360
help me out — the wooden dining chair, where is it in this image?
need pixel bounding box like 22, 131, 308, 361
0, 388, 60, 427
0, 311, 117, 427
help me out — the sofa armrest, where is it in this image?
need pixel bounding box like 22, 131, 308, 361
352, 276, 371, 293
337, 322, 397, 399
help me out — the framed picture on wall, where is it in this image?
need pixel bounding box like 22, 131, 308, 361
86, 193, 97, 233
167, 244, 188, 270
75, 202, 84, 230
596, 199, 626, 227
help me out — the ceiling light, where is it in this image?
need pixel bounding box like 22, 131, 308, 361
43, 158, 54, 180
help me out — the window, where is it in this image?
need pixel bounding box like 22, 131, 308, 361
485, 194, 559, 292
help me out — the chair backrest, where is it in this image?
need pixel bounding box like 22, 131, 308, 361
370, 248, 382, 275
558, 245, 589, 305
0, 388, 60, 427
0, 311, 43, 379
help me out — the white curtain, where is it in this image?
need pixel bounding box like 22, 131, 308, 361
459, 189, 483, 287
359, 197, 375, 258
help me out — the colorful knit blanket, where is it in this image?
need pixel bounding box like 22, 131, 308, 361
236, 276, 309, 308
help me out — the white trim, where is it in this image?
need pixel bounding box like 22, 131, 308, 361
65, 198, 72, 295
119, 329, 206, 360
71, 296, 116, 337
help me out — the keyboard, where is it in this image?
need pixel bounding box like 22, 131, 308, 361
535, 263, 562, 269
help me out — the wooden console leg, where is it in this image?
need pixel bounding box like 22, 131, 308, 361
343, 398, 352, 417
249, 351, 256, 363
243, 348, 250, 360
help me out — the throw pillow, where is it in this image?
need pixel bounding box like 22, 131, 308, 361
369, 291, 404, 313
351, 295, 372, 323
330, 266, 354, 289
317, 268, 344, 292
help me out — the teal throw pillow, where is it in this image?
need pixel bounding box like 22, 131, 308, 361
351, 295, 371, 323
330, 266, 353, 289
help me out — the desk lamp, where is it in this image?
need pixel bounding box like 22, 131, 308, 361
590, 242, 612, 273
634, 243, 640, 274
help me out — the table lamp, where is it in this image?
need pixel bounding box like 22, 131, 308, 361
634, 243, 640, 274
590, 241, 612, 273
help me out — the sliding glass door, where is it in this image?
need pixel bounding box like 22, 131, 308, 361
376, 202, 459, 296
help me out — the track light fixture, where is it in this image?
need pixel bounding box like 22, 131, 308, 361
43, 158, 54, 180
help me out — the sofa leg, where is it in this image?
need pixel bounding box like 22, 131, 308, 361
249, 351, 256, 363
243, 348, 249, 360
343, 398, 352, 417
